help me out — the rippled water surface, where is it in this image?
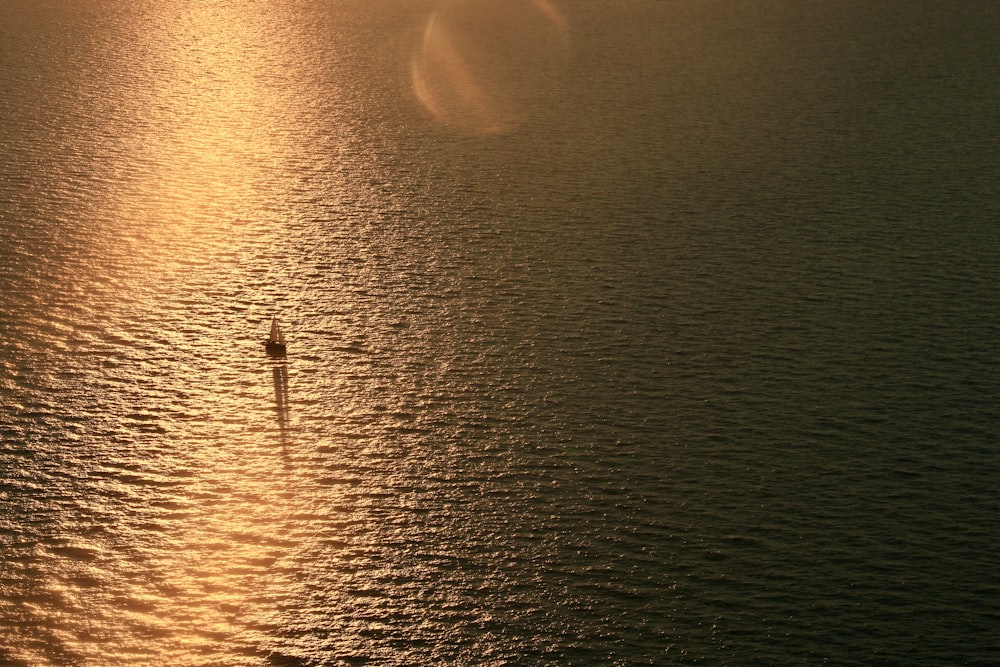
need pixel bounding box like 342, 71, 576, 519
2, 1, 999, 665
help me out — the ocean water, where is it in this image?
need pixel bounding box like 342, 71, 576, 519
1, 1, 998, 665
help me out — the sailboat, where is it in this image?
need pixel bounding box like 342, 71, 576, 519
263, 316, 287, 355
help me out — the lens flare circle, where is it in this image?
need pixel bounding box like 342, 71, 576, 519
412, 0, 570, 134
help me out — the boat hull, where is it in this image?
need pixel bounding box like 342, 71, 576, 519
264, 341, 287, 356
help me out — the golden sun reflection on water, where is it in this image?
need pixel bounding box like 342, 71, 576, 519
24, 4, 359, 664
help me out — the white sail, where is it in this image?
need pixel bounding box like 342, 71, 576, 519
269, 316, 286, 346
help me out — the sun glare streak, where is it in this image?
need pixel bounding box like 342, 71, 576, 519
411, 0, 570, 134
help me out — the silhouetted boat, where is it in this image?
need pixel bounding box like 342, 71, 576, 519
263, 316, 287, 355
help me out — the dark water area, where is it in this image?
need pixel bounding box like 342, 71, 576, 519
1, 1, 998, 665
